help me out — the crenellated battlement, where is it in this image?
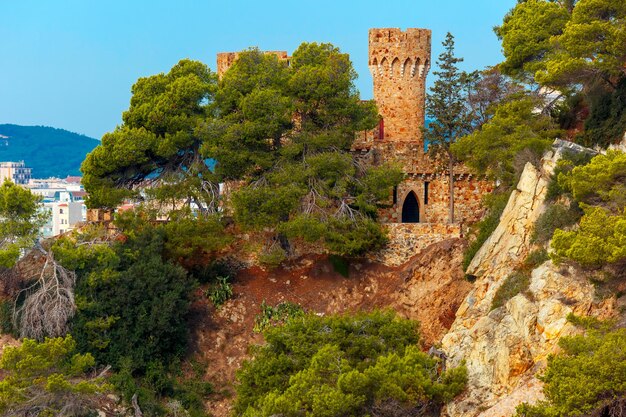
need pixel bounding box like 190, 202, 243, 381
368, 28, 431, 80
369, 56, 429, 80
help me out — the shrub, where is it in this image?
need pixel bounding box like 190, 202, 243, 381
258, 243, 287, 269
463, 192, 510, 273
523, 249, 549, 270
545, 151, 593, 202
206, 276, 233, 308
236, 310, 467, 417
111, 357, 213, 417
70, 225, 194, 373
515, 328, 626, 417
0, 335, 110, 416
491, 271, 531, 310
532, 203, 582, 244
171, 360, 213, 417
564, 151, 626, 212
0, 299, 15, 336
190, 260, 234, 285
551, 206, 626, 268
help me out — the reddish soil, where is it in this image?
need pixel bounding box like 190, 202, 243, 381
188, 238, 472, 417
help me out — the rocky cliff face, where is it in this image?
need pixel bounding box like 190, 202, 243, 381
441, 144, 615, 417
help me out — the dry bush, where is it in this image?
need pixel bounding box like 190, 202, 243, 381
13, 249, 76, 340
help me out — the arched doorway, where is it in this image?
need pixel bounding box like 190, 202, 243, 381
401, 191, 420, 223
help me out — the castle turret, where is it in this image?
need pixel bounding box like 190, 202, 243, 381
368, 28, 431, 144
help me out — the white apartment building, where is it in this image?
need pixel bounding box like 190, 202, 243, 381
33, 177, 87, 238
0, 161, 32, 185
40, 200, 85, 237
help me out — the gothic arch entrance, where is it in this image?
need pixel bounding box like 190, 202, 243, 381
401, 191, 420, 223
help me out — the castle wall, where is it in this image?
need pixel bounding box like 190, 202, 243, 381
424, 176, 493, 225
378, 176, 493, 225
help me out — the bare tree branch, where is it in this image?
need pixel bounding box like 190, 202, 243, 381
13, 248, 76, 340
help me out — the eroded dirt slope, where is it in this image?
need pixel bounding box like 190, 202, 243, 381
190, 238, 471, 416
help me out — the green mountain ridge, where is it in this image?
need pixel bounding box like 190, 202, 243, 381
0, 124, 99, 178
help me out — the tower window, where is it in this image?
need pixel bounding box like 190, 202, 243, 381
424, 182, 429, 205
378, 118, 384, 140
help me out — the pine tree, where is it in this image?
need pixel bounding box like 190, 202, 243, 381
425, 32, 473, 223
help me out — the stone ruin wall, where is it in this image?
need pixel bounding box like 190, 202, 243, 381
216, 51, 290, 79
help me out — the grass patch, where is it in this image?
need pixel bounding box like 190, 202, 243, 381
523, 249, 549, 270
491, 271, 530, 310
463, 192, 510, 273
253, 300, 304, 333
532, 202, 582, 243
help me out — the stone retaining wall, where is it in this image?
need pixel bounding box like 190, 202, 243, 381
373, 222, 462, 266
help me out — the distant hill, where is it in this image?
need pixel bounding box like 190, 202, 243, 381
0, 124, 99, 178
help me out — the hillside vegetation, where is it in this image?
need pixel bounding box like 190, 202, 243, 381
0, 124, 99, 178
0, 0, 625, 416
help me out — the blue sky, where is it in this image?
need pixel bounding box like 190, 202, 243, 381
0, 0, 516, 139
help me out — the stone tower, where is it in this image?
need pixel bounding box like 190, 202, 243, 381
368, 28, 431, 144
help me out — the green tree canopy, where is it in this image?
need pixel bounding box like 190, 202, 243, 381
208, 44, 401, 257
235, 310, 467, 417
452, 95, 560, 188
498, 0, 626, 89
0, 335, 110, 416
496, 0, 570, 82
83, 45, 399, 259
204, 50, 292, 181
81, 59, 219, 212
538, 0, 626, 88
0, 180, 46, 268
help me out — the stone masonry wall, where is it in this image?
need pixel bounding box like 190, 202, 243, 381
377, 175, 492, 225
372, 222, 461, 266
369, 28, 431, 144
